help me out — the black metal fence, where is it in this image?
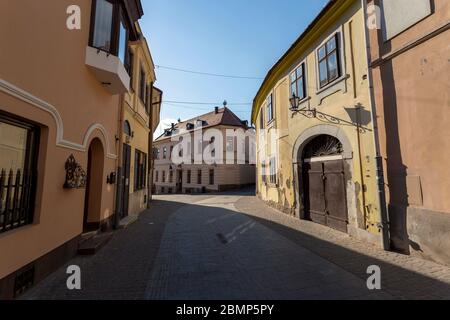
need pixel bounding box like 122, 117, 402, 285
0, 169, 34, 234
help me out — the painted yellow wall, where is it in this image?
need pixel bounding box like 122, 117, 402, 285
254, 0, 382, 238
121, 28, 156, 215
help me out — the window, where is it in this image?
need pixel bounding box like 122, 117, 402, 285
139, 68, 146, 103
125, 50, 134, 87
197, 170, 202, 184
118, 13, 128, 63
162, 171, 166, 183
259, 109, 264, 130
209, 169, 214, 185
146, 84, 152, 114
187, 170, 191, 184
0, 113, 39, 234
169, 146, 174, 159
153, 148, 160, 160
198, 140, 203, 155
382, 0, 431, 40
90, 0, 129, 58
290, 63, 306, 100
163, 147, 167, 159
226, 137, 234, 152
155, 171, 159, 182
169, 170, 173, 183
269, 157, 277, 185
317, 33, 341, 88
124, 120, 131, 136
134, 150, 147, 191
91, 0, 114, 52
266, 94, 274, 123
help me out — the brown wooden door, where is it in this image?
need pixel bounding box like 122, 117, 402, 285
303, 159, 348, 232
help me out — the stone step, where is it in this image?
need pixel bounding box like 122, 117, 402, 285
77, 232, 113, 255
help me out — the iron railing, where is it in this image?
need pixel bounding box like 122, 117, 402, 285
0, 169, 34, 234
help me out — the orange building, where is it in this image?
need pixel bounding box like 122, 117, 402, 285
0, 0, 161, 298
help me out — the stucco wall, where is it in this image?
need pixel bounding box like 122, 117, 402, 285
0, 0, 119, 278
254, 0, 383, 242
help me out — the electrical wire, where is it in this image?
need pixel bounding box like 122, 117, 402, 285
155, 65, 264, 80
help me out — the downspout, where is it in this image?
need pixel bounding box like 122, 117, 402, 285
114, 93, 125, 229
361, 0, 390, 250
147, 81, 154, 208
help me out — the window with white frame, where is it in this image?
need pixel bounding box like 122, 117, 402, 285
317, 33, 341, 88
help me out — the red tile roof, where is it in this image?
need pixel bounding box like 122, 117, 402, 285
155, 107, 248, 142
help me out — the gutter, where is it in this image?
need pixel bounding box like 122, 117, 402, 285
361, 0, 390, 250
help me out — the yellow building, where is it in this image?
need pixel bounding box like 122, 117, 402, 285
118, 22, 162, 220
253, 0, 387, 247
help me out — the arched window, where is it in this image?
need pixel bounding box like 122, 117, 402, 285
303, 135, 343, 159
124, 120, 132, 136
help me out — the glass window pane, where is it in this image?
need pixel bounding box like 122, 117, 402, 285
118, 19, 127, 63
327, 52, 338, 80
0, 122, 28, 172
290, 72, 296, 83
296, 65, 303, 78
291, 83, 297, 96
327, 36, 337, 52
318, 45, 326, 60
92, 0, 114, 52
319, 60, 328, 86
298, 79, 304, 99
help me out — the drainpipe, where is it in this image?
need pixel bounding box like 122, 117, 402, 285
147, 81, 154, 208
114, 93, 125, 229
361, 0, 390, 250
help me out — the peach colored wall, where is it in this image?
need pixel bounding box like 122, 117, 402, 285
0, 0, 119, 278
368, 0, 450, 213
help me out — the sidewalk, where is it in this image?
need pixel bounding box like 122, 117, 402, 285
234, 196, 450, 300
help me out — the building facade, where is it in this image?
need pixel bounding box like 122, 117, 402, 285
0, 0, 148, 298
118, 22, 162, 220
153, 107, 256, 194
253, 0, 387, 246
365, 0, 450, 264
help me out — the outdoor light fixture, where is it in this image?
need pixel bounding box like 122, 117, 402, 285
289, 93, 316, 118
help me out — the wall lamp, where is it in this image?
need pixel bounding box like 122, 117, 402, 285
289, 94, 316, 118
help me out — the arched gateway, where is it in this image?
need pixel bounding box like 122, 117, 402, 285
293, 125, 354, 233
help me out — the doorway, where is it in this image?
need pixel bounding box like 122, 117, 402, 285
301, 135, 348, 233
83, 138, 105, 232
121, 143, 131, 219
176, 169, 183, 193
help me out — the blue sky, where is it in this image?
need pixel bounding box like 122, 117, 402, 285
140, 0, 329, 135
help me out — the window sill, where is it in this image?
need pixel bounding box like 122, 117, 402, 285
315, 74, 349, 105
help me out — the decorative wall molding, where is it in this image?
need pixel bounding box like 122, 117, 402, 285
0, 79, 117, 159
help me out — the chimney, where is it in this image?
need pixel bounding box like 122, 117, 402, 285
171, 123, 175, 130
215, 106, 219, 114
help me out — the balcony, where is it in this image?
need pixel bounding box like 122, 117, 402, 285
85, 46, 130, 95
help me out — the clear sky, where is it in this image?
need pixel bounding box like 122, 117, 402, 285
139, 0, 329, 135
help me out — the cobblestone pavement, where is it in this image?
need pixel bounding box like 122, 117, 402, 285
22, 191, 450, 300
234, 195, 450, 300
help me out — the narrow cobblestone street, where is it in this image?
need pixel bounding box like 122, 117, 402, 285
23, 191, 450, 300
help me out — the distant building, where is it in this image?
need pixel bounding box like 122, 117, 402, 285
153, 107, 255, 194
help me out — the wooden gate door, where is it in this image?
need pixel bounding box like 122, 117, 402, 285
303, 159, 348, 233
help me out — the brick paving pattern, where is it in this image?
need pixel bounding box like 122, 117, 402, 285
22, 190, 450, 300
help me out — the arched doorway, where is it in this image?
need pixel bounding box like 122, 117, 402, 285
83, 138, 105, 232
301, 135, 349, 233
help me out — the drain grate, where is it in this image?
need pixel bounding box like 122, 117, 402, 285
216, 233, 228, 244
